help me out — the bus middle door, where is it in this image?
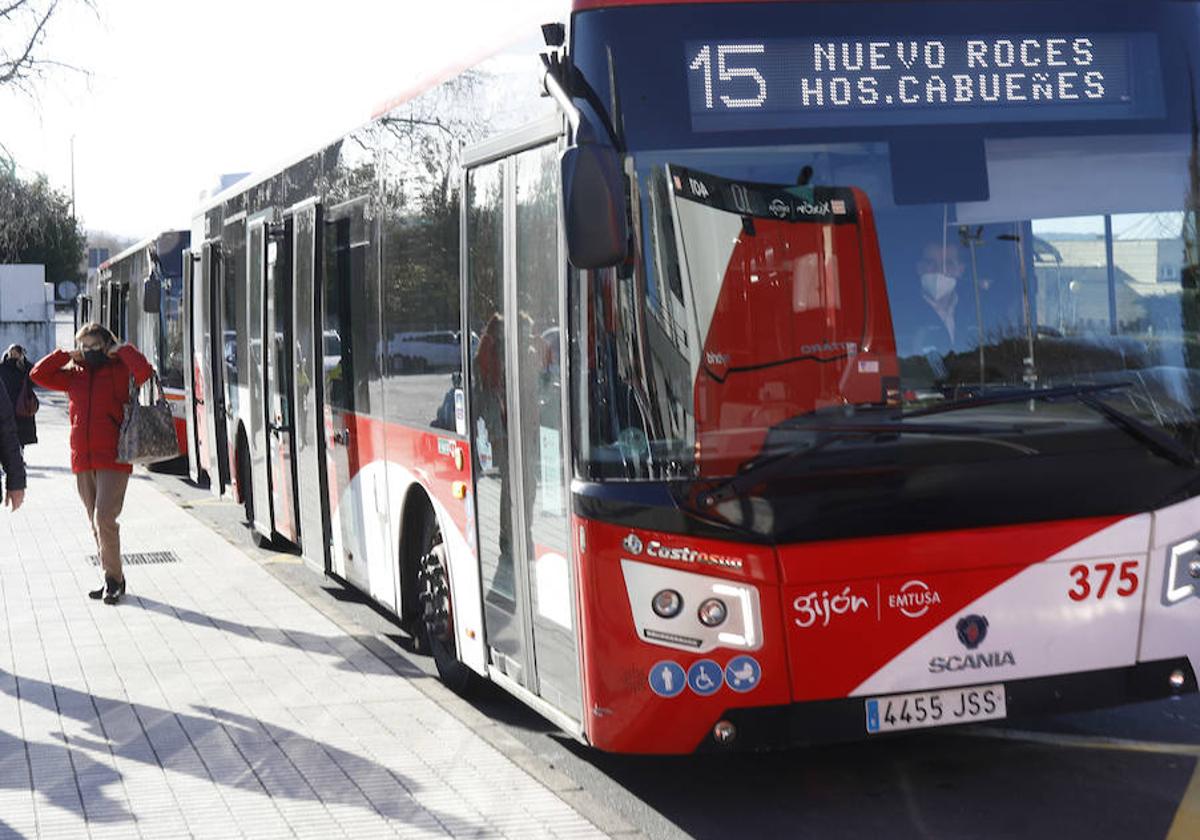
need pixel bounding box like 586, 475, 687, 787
321, 197, 371, 591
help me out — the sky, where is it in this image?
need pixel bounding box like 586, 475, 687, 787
0, 0, 567, 238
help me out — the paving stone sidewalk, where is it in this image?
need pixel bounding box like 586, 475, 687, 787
0, 402, 609, 840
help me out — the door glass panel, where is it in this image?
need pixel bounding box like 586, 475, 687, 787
293, 205, 331, 571
322, 199, 370, 586
248, 221, 273, 532
268, 226, 299, 543
514, 143, 578, 716
467, 161, 527, 678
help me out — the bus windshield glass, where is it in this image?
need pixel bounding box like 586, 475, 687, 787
571, 0, 1200, 484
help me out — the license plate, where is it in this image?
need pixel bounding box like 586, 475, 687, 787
865, 683, 1007, 734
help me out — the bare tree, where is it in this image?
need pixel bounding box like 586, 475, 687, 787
0, 0, 91, 96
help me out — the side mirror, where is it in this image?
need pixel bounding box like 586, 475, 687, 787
561, 144, 628, 270
142, 275, 161, 314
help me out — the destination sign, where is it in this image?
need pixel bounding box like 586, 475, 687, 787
685, 33, 1164, 130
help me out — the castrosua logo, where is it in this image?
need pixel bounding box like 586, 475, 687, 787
623, 533, 644, 556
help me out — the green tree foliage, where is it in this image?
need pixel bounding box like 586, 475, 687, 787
0, 169, 85, 283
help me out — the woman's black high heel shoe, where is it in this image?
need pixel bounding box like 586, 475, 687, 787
103, 576, 126, 605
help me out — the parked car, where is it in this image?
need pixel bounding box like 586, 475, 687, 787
386, 330, 460, 373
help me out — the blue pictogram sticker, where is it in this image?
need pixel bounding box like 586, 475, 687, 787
687, 659, 722, 696
866, 699, 881, 733
724, 655, 762, 693
648, 661, 686, 698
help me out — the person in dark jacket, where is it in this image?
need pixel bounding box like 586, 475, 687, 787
0, 344, 37, 447
0, 380, 26, 513
31, 323, 152, 604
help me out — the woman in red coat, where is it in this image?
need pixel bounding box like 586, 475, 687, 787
31, 323, 153, 604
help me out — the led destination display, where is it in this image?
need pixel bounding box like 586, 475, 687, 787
686, 33, 1164, 130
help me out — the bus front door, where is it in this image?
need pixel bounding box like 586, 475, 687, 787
265, 218, 300, 545
465, 131, 581, 720
291, 200, 331, 573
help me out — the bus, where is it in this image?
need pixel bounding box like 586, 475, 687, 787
84, 231, 191, 459
181, 0, 1200, 753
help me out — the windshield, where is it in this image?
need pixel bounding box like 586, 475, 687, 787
572, 0, 1200, 487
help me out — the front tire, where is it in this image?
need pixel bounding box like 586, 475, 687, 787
415, 515, 475, 694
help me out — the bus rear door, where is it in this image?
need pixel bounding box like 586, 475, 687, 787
265, 216, 300, 544
247, 214, 276, 539
199, 240, 230, 495
183, 249, 204, 482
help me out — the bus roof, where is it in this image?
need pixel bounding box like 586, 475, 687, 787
195, 1, 569, 219
97, 230, 188, 273
573, 0, 795, 8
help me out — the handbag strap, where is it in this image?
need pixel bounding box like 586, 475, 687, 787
128, 371, 164, 404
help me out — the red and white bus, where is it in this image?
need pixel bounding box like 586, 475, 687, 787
83, 231, 191, 459
182, 0, 1200, 752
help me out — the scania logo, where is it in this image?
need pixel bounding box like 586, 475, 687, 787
888, 579, 942, 619
623, 533, 643, 556
928, 651, 1016, 673
956, 614, 989, 650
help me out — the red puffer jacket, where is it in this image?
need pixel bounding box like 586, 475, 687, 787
31, 345, 154, 474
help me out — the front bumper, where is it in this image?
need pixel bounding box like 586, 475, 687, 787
695, 657, 1198, 752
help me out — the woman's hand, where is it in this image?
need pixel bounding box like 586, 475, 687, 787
68, 349, 84, 365
106, 342, 122, 358
5, 489, 24, 512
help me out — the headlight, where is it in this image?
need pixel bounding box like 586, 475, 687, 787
651, 589, 683, 618
698, 598, 728, 627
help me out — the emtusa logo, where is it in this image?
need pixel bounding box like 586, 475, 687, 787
887, 579, 943, 619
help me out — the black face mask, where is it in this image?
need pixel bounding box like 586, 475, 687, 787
83, 350, 108, 368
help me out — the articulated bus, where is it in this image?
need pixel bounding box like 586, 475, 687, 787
180, 0, 1200, 753
82, 231, 191, 459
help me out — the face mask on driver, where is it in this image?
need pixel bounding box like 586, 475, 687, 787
83, 349, 108, 367
920, 272, 957, 302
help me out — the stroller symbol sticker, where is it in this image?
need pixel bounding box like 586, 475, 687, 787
687, 659, 722, 696
724, 656, 761, 693
648, 661, 685, 698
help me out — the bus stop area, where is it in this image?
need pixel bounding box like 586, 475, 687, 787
0, 397, 615, 840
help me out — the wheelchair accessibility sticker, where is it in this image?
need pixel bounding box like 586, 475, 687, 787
687, 660, 723, 696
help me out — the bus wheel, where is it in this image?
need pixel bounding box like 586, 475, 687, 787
416, 517, 475, 694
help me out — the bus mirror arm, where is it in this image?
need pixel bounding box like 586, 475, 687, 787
554, 71, 629, 271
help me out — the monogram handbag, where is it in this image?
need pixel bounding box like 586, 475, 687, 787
117, 373, 180, 464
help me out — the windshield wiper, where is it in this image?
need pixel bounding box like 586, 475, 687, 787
734, 417, 1037, 476
905, 382, 1197, 468
692, 417, 1036, 512
903, 382, 1133, 418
